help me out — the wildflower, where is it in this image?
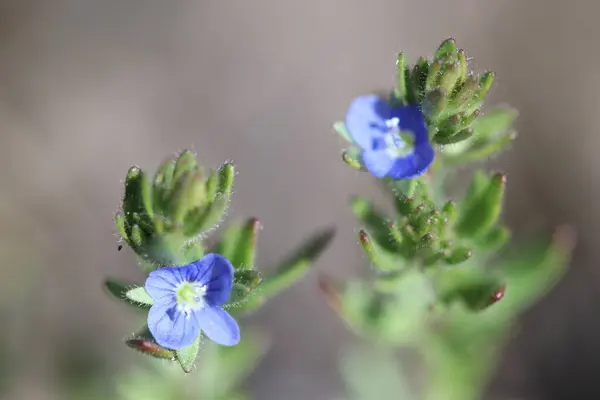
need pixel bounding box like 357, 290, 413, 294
345, 94, 434, 179
145, 253, 240, 349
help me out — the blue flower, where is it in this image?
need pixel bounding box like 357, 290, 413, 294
345, 95, 435, 179
144, 253, 240, 350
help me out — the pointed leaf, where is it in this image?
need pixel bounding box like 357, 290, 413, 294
125, 286, 154, 306
104, 278, 148, 310
175, 334, 202, 373
259, 227, 335, 298
333, 121, 352, 142
215, 218, 261, 270
350, 197, 397, 253
470, 106, 518, 140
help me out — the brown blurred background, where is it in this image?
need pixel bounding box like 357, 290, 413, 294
0, 1, 598, 399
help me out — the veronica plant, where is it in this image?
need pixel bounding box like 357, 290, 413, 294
324, 39, 575, 400
104, 150, 334, 377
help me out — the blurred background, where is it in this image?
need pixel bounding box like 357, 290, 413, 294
0, 1, 598, 399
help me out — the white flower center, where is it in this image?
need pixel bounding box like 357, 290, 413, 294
176, 282, 207, 315
384, 117, 415, 157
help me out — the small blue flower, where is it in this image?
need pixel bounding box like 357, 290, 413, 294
145, 253, 240, 350
345, 95, 435, 179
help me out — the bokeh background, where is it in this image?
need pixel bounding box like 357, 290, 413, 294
0, 1, 598, 399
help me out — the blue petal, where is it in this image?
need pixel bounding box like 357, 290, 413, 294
147, 303, 200, 349
362, 149, 395, 178
195, 306, 240, 346
345, 95, 392, 150
387, 143, 435, 179
145, 268, 181, 304
194, 253, 234, 307
393, 105, 429, 146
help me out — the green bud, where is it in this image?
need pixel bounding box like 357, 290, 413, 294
130, 224, 143, 247
434, 38, 458, 62
425, 60, 443, 91
442, 200, 457, 225
394, 195, 415, 217
456, 49, 468, 83
410, 57, 429, 103
217, 162, 235, 199
422, 88, 448, 120
170, 171, 195, 226
139, 171, 154, 220
152, 159, 175, 214
433, 127, 474, 145
394, 52, 408, 104
476, 71, 495, 101
388, 221, 404, 246
204, 169, 218, 201
226, 283, 251, 305
444, 246, 472, 265
451, 75, 478, 109
234, 269, 263, 290
342, 149, 363, 170
173, 150, 198, 183
437, 63, 461, 94
123, 166, 144, 220
115, 213, 129, 242
419, 232, 436, 248
125, 338, 176, 361
182, 195, 228, 237
456, 173, 506, 238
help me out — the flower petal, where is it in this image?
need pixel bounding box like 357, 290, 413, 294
145, 268, 182, 304
345, 95, 392, 150
387, 143, 435, 179
195, 253, 234, 307
362, 149, 395, 178
394, 105, 429, 146
196, 306, 240, 346
147, 303, 200, 350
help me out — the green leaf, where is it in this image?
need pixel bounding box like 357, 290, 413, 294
434, 38, 458, 62
125, 286, 154, 306
104, 278, 147, 310
214, 218, 261, 270
495, 226, 574, 315
358, 229, 402, 272
456, 173, 506, 238
259, 227, 335, 299
183, 195, 228, 237
197, 331, 271, 397
470, 106, 518, 140
333, 121, 352, 142
175, 334, 201, 373
341, 344, 413, 400
350, 197, 397, 252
